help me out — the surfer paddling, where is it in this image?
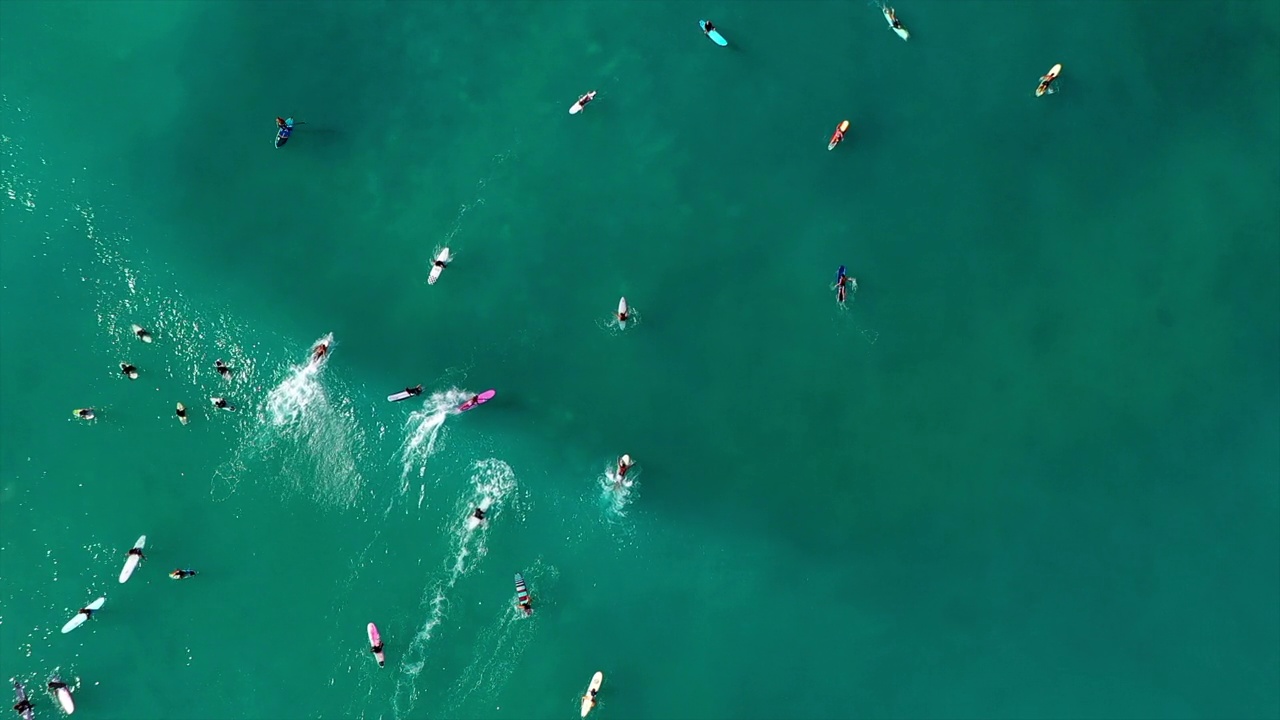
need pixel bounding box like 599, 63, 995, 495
211, 397, 236, 412
515, 573, 534, 616
132, 325, 153, 343
13, 697, 33, 717
120, 362, 139, 380
215, 359, 232, 378
75, 604, 98, 622
175, 403, 188, 425
1036, 64, 1062, 97
74, 408, 96, 421
471, 507, 487, 523
169, 569, 197, 580
311, 341, 329, 365
615, 454, 635, 485
833, 265, 856, 304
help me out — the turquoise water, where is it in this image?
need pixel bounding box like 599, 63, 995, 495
2, 1, 1278, 718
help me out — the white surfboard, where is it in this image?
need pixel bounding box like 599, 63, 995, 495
466, 495, 493, 531
1036, 63, 1062, 96
570, 91, 596, 115
428, 248, 450, 285
580, 671, 603, 717
883, 6, 909, 40
617, 297, 628, 329
119, 535, 146, 583
50, 676, 75, 714
61, 597, 105, 634
131, 324, 152, 343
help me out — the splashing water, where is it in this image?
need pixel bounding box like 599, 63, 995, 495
392, 459, 517, 719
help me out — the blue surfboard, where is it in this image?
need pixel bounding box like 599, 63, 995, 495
699, 20, 728, 47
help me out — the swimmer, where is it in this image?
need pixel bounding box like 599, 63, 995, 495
169, 569, 197, 580
175, 402, 188, 425
120, 362, 139, 380
215, 359, 232, 378
211, 397, 236, 412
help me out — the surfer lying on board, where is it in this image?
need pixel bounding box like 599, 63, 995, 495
833, 265, 857, 303
175, 404, 188, 423
311, 342, 328, 364
432, 257, 448, 271
75, 409, 96, 420
577, 92, 595, 110
472, 507, 486, 522
47, 680, 68, 693
370, 639, 384, 656
616, 306, 629, 324
616, 455, 634, 480
133, 326, 152, 342
120, 363, 139, 380
886, 7, 903, 30
169, 569, 197, 580
14, 698, 33, 715
403, 385, 423, 397
215, 359, 232, 378
211, 397, 236, 412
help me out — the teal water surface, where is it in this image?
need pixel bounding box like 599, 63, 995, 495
2, 1, 1278, 718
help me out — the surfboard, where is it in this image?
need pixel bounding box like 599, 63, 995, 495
428, 247, 450, 285
883, 6, 909, 40
119, 535, 146, 583
466, 495, 493, 531
1036, 63, 1062, 96
617, 297, 628, 328
570, 91, 596, 115
131, 324, 152, 343
72, 408, 95, 420
514, 573, 533, 615
13, 682, 33, 720
176, 402, 188, 425
61, 597, 105, 634
367, 622, 385, 667
699, 20, 728, 46
829, 120, 850, 151
49, 676, 75, 715
388, 385, 423, 402
458, 389, 496, 412
581, 671, 603, 717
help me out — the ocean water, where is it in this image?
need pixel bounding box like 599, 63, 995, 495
1, 1, 1278, 718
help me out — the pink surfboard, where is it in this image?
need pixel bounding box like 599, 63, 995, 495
367, 622, 385, 667
458, 389, 496, 412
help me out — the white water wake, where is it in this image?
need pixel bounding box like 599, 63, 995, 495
392, 458, 517, 719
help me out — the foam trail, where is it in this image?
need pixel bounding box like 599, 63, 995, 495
397, 387, 477, 497
391, 459, 517, 719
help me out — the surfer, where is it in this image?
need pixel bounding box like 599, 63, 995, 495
120, 362, 139, 380
175, 403, 188, 424
76, 604, 97, 621
75, 408, 95, 421
169, 569, 197, 580
46, 680, 68, 693
885, 6, 903, 30
275, 116, 294, 146
404, 385, 423, 397
1036, 66, 1060, 96
13, 698, 32, 716
211, 397, 236, 412
127, 547, 146, 561
583, 687, 598, 711
834, 265, 856, 304
616, 454, 634, 480
472, 507, 486, 523
215, 359, 232, 378
311, 342, 328, 364
576, 92, 595, 110
133, 326, 152, 342
616, 305, 629, 324
703, 20, 718, 35
369, 639, 384, 657
432, 256, 448, 272
829, 121, 848, 150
